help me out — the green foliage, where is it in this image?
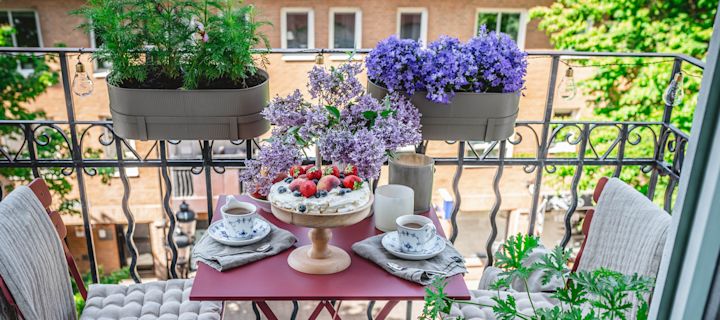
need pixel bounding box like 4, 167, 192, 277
530, 0, 715, 205
184, 1, 270, 88
72, 266, 131, 315
421, 234, 654, 320
74, 0, 269, 89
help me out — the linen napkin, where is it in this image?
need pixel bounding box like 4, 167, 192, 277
352, 234, 467, 285
193, 219, 297, 272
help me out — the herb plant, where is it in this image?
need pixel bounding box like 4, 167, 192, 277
420, 234, 654, 320
74, 0, 269, 89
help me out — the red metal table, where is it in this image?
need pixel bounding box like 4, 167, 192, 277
190, 194, 470, 319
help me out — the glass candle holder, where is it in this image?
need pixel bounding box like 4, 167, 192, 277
374, 184, 414, 232
389, 152, 435, 213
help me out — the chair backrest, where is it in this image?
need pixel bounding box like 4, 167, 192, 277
572, 177, 670, 277
0, 179, 87, 319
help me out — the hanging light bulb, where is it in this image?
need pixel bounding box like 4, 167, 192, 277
72, 55, 94, 97
314, 52, 324, 65
558, 66, 577, 100
662, 72, 684, 107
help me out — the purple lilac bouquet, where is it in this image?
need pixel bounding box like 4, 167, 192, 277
240, 134, 302, 198
245, 62, 421, 183
366, 28, 528, 104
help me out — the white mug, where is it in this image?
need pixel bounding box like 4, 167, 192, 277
374, 184, 414, 232
221, 197, 257, 239
395, 215, 436, 253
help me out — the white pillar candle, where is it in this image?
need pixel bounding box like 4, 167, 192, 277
374, 184, 414, 232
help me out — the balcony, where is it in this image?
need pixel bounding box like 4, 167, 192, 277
0, 46, 716, 319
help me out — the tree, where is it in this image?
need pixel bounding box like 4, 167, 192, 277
530, 0, 716, 204
0, 26, 80, 211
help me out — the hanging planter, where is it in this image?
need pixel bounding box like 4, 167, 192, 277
76, 0, 272, 140
108, 71, 269, 140
367, 80, 519, 141
366, 30, 527, 141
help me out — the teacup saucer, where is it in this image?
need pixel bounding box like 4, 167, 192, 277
381, 231, 446, 260
208, 219, 271, 247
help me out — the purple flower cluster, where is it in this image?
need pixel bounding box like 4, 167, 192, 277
366, 30, 528, 104
253, 62, 422, 180
239, 135, 301, 197
366, 36, 426, 95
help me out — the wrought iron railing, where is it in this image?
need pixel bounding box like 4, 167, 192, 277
0, 48, 703, 305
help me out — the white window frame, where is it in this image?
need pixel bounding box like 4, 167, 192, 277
474, 8, 528, 49
396, 8, 428, 45
328, 7, 362, 50
1, 10, 44, 76
280, 7, 314, 61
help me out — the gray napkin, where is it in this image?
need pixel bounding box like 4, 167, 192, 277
352, 234, 467, 285
192, 219, 297, 272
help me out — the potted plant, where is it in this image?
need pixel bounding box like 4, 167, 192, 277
366, 27, 528, 141
240, 61, 422, 200
75, 0, 271, 140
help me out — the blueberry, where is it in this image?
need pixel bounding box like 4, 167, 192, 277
339, 189, 346, 196
339, 174, 345, 179
313, 179, 319, 184
315, 193, 321, 198
319, 191, 328, 197
284, 177, 293, 183
293, 191, 301, 197
278, 186, 287, 193
298, 204, 306, 212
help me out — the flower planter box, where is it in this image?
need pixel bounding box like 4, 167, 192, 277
368, 80, 519, 141
108, 70, 270, 141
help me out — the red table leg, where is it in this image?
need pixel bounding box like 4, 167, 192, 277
253, 301, 279, 320
374, 301, 400, 320
309, 300, 344, 320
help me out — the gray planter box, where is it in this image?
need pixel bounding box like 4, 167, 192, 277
108, 70, 270, 141
367, 80, 519, 141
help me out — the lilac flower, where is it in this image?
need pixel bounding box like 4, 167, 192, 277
238, 135, 301, 197
308, 63, 364, 106
366, 36, 426, 95
373, 93, 422, 150
346, 128, 387, 179
262, 90, 306, 128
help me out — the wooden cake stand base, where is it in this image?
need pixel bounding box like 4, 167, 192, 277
288, 228, 350, 274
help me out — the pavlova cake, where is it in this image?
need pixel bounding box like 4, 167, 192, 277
268, 164, 371, 214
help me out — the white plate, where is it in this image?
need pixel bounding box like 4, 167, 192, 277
208, 219, 271, 247
381, 231, 446, 260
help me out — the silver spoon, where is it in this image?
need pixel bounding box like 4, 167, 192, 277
215, 243, 273, 256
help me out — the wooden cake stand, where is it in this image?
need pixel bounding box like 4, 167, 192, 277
270, 194, 373, 275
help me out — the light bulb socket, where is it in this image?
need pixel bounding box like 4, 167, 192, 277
75, 61, 85, 73
565, 67, 574, 77
315, 53, 324, 65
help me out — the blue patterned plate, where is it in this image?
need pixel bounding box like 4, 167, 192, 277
381, 231, 446, 260
208, 219, 271, 247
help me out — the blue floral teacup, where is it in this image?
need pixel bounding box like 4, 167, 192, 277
396, 215, 436, 253
221, 197, 257, 240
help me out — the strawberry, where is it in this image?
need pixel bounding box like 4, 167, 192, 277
306, 166, 322, 180
299, 180, 317, 198
343, 164, 358, 176
289, 178, 307, 192
251, 190, 266, 200
323, 165, 340, 177
342, 175, 363, 190
288, 165, 305, 178
272, 172, 288, 183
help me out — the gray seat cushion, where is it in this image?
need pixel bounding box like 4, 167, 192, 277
81, 279, 221, 320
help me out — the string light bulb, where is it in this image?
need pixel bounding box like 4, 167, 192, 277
315, 52, 324, 65
662, 72, 684, 107
72, 55, 94, 97
558, 66, 577, 100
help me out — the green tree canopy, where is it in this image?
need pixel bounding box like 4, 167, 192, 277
531, 0, 716, 200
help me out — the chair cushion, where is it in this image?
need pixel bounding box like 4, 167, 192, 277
449, 289, 558, 320
81, 279, 221, 320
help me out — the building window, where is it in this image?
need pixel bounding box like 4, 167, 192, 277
0, 10, 43, 72
397, 8, 427, 44
281, 8, 314, 49
89, 27, 112, 76
475, 10, 527, 47
329, 8, 361, 49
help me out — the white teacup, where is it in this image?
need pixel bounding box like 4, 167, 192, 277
221, 197, 257, 239
395, 215, 436, 253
